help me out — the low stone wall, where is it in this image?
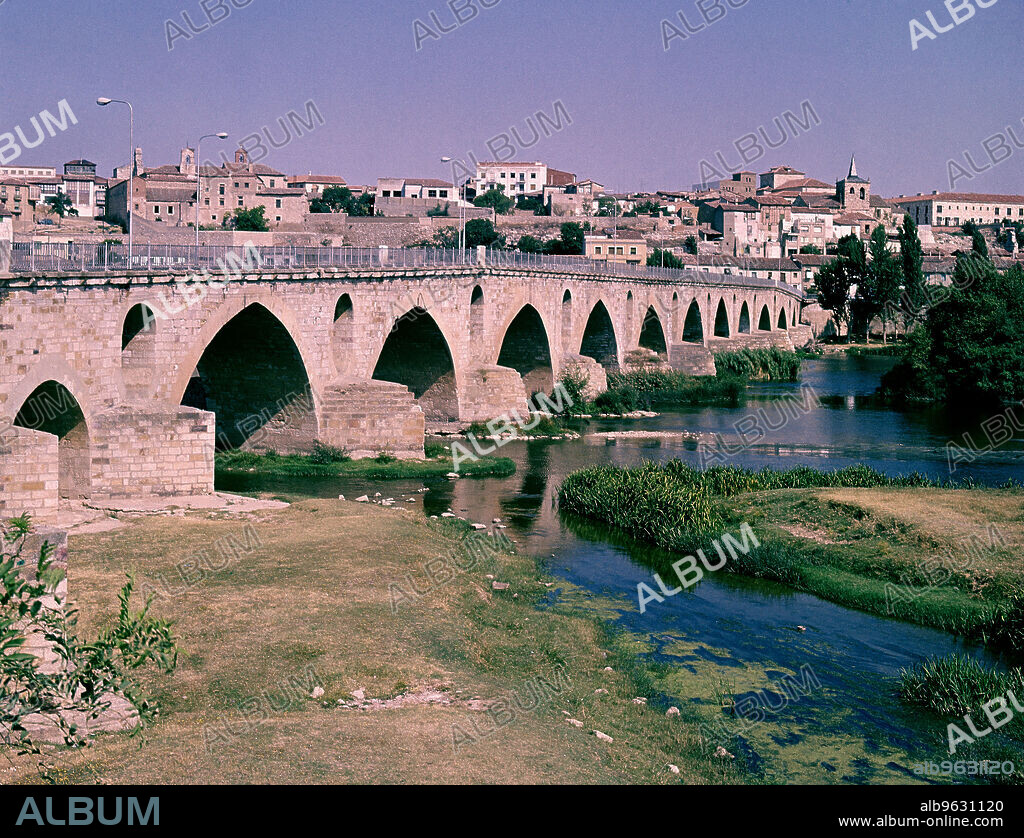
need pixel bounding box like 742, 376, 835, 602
0, 427, 59, 524
90, 405, 215, 501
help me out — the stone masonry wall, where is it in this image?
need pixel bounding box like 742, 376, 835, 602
0, 427, 59, 523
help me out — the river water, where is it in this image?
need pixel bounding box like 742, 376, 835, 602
220, 356, 1024, 784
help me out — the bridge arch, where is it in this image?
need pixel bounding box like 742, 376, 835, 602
332, 293, 355, 369
180, 302, 320, 451
682, 299, 704, 343
121, 303, 159, 399
758, 305, 772, 331
373, 307, 460, 422
13, 380, 91, 500
638, 305, 668, 355
579, 300, 619, 370
714, 299, 731, 338
738, 302, 751, 335
561, 289, 573, 347
470, 285, 485, 337
778, 308, 788, 330
495, 304, 554, 398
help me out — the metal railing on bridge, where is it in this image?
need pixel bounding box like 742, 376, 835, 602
7, 241, 803, 296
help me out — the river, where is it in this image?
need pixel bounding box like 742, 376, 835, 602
219, 356, 1024, 784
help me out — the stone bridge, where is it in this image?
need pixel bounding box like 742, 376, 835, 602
0, 251, 806, 521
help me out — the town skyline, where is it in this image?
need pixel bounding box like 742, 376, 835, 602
2, 0, 1023, 196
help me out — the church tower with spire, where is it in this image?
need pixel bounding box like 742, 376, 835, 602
836, 154, 871, 211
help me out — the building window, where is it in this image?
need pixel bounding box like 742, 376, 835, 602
630, 247, 637, 255
168, 206, 173, 215
154, 206, 160, 214
427, 190, 437, 198
238, 198, 244, 206
595, 246, 602, 254
276, 199, 282, 208
219, 184, 225, 195
276, 216, 281, 222
219, 198, 225, 206
270, 180, 276, 187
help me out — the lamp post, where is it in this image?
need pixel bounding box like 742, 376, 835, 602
440, 156, 466, 252
195, 132, 228, 257
96, 97, 134, 266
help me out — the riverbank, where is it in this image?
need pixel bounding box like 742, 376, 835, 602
215, 448, 516, 480
558, 463, 1024, 651
6, 500, 755, 784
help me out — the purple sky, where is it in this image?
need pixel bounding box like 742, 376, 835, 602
2, 0, 1023, 197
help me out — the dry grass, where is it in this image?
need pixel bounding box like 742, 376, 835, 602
6, 501, 749, 785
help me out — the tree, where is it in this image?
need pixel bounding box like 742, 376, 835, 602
859, 226, 902, 343
517, 235, 544, 254
473, 185, 514, 215
683, 236, 698, 255
633, 200, 661, 216
464, 218, 504, 249
899, 214, 927, 322
647, 248, 684, 269
882, 261, 1024, 405
310, 186, 374, 216
45, 191, 77, 219
816, 258, 856, 341
230, 205, 269, 231
799, 244, 822, 255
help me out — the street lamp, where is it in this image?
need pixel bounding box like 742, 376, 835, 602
195, 132, 228, 254
441, 156, 466, 252
96, 97, 134, 267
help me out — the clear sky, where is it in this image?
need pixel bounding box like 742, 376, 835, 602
2, 0, 1022, 197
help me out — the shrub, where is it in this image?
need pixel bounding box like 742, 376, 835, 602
309, 442, 351, 465
712, 348, 801, 382
1, 517, 177, 777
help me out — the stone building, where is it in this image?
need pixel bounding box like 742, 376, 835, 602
106, 148, 307, 230
890, 192, 1024, 228
836, 155, 871, 211
585, 234, 647, 265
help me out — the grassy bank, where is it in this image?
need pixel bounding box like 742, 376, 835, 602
6, 502, 753, 784
712, 348, 802, 382
591, 349, 802, 414
558, 462, 1024, 651
215, 447, 516, 480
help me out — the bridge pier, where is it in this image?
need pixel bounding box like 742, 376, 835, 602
459, 365, 530, 425
318, 380, 425, 459
668, 344, 717, 376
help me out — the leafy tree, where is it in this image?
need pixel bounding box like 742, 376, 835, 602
683, 236, 698, 255
464, 218, 504, 248
866, 226, 903, 343
230, 205, 269, 231
853, 226, 902, 343
45, 191, 78, 219
799, 244, 822, 255
1, 517, 177, 778
426, 203, 450, 217
516, 195, 546, 214
882, 261, 1024, 405
473, 185, 514, 215
647, 248, 684, 269
816, 235, 868, 342
972, 228, 989, 258
898, 214, 927, 320
517, 235, 545, 254
633, 200, 661, 216
310, 186, 374, 217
